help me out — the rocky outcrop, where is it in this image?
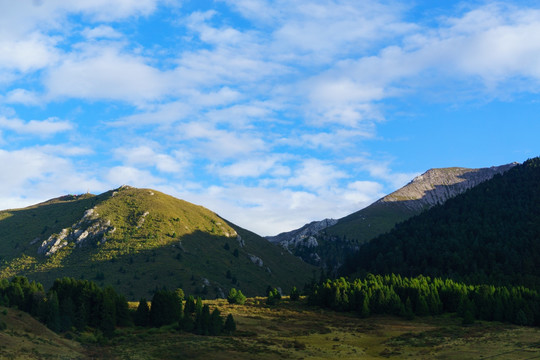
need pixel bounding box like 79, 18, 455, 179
248, 254, 264, 267
38, 207, 115, 256
266, 218, 337, 250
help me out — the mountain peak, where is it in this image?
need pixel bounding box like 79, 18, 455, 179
378, 163, 517, 210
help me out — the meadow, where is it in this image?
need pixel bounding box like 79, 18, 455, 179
1, 296, 540, 359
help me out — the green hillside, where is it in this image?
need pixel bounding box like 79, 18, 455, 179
0, 186, 315, 299
325, 201, 414, 244
0, 306, 86, 359
343, 157, 540, 288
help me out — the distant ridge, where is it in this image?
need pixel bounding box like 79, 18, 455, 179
269, 162, 516, 269
343, 157, 540, 288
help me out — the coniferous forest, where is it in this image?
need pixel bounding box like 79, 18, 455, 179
308, 274, 540, 326
0, 276, 235, 338
342, 158, 540, 289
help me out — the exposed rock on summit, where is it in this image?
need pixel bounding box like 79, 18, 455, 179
378, 163, 517, 211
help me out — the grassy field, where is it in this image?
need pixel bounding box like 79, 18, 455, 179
0, 306, 86, 359
96, 297, 540, 359
2, 298, 540, 359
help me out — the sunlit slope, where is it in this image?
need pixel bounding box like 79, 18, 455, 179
0, 186, 315, 299
325, 163, 515, 243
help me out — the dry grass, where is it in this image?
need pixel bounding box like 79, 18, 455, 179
103, 297, 540, 359
2, 299, 539, 359
0, 306, 86, 359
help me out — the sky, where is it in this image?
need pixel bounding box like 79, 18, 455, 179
0, 0, 539, 236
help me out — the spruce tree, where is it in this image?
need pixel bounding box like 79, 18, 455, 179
223, 314, 236, 335
135, 298, 150, 327
290, 286, 300, 301
210, 308, 223, 335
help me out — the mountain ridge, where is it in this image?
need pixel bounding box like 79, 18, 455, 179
270, 162, 517, 269
343, 157, 540, 288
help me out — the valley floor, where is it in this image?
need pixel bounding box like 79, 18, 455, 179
2, 298, 540, 359
100, 298, 540, 359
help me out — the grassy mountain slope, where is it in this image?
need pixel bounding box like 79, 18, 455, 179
270, 164, 514, 271
326, 163, 516, 243
0, 186, 315, 299
344, 157, 540, 288
0, 306, 87, 359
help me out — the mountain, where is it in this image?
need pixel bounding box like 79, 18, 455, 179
266, 218, 337, 257
0, 186, 315, 299
270, 163, 516, 269
343, 157, 540, 288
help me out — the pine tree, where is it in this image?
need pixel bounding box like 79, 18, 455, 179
223, 314, 236, 335
290, 286, 300, 301
135, 298, 150, 327
210, 308, 223, 335
46, 291, 60, 332
359, 295, 370, 318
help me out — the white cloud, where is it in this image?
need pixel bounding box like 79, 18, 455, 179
0, 147, 105, 210
106, 166, 164, 188
345, 156, 419, 190
0, 33, 60, 73
179, 121, 266, 158
82, 25, 123, 39
176, 177, 385, 235
0, 116, 72, 136
4, 89, 41, 105
45, 45, 173, 103
217, 157, 286, 178
114, 145, 188, 174
287, 159, 348, 191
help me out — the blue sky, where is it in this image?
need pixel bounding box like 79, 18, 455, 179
0, 0, 539, 235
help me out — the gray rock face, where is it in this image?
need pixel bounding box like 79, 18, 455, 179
37, 207, 115, 256
379, 163, 517, 211
266, 218, 337, 250
248, 253, 264, 267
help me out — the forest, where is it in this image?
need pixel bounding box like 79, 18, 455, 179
342, 157, 540, 289
308, 274, 540, 326
0, 276, 235, 338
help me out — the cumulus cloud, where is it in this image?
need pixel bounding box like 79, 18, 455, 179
0, 147, 105, 210
81, 25, 123, 39
0, 33, 59, 73
44, 45, 173, 103
0, 116, 72, 136
105, 166, 164, 188
176, 178, 385, 235
178, 121, 266, 159
114, 145, 188, 174
287, 159, 348, 191
216, 157, 288, 178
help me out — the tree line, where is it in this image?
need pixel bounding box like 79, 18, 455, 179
134, 289, 236, 335
308, 274, 540, 326
0, 276, 235, 337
